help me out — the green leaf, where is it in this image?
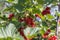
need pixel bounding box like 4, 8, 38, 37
42, 21, 48, 26
6, 37, 13, 40
18, 0, 26, 4
37, 0, 44, 5
44, 0, 57, 5
50, 26, 56, 30
32, 8, 41, 13
40, 29, 45, 35
0, 38, 6, 40
6, 0, 15, 2
46, 14, 54, 20
56, 12, 60, 17
14, 4, 24, 12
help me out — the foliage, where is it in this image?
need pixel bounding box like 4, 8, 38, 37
0, 0, 60, 40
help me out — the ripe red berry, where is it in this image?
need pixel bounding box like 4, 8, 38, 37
42, 29, 51, 39
42, 10, 50, 15
45, 32, 49, 35
48, 35, 57, 40
8, 14, 14, 19
44, 29, 51, 36
30, 22, 35, 27
42, 34, 48, 38
24, 17, 35, 27
42, 7, 50, 16
35, 14, 41, 18
45, 7, 50, 10
47, 29, 51, 33
18, 27, 28, 40
35, 14, 39, 17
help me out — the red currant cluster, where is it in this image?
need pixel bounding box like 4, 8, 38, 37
8, 14, 27, 40
48, 35, 57, 40
42, 7, 50, 15
24, 17, 35, 27
8, 13, 35, 40
19, 17, 35, 27
18, 17, 35, 40
18, 27, 28, 40
8, 13, 35, 27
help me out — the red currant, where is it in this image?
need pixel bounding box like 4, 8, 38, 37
47, 29, 51, 33
42, 10, 50, 15
45, 7, 50, 10
24, 17, 35, 27
8, 14, 14, 19
35, 14, 41, 18
42, 34, 48, 38
48, 35, 57, 40
18, 27, 28, 40
42, 7, 50, 15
